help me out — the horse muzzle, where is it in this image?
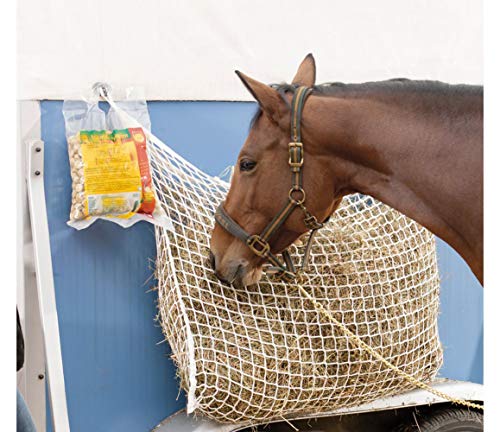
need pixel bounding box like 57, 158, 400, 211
209, 249, 264, 289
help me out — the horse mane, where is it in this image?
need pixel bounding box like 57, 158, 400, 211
250, 79, 483, 129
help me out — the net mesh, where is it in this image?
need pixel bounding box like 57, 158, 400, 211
149, 139, 443, 424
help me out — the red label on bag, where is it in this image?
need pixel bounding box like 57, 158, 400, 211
129, 127, 156, 215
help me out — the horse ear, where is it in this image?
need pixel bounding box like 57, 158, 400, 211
235, 71, 287, 125
292, 53, 316, 87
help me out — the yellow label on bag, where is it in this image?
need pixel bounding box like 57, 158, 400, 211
80, 131, 142, 216
81, 136, 142, 195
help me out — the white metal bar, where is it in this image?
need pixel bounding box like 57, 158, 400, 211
17, 100, 46, 432
153, 380, 483, 432
26, 139, 71, 432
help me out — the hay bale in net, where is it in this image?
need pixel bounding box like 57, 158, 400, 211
149, 140, 443, 425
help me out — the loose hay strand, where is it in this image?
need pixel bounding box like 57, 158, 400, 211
296, 284, 483, 411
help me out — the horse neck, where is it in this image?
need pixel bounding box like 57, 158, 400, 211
305, 92, 483, 279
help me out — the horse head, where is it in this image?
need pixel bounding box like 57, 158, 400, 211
209, 55, 342, 288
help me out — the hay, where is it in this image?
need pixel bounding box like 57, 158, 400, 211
149, 142, 442, 425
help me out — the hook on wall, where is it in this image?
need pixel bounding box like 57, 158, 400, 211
91, 82, 112, 100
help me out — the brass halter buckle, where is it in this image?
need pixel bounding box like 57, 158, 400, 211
246, 235, 271, 257
288, 142, 304, 170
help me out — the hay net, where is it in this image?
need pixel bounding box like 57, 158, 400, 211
149, 138, 443, 424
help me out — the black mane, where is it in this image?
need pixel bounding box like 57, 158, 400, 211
250, 79, 482, 129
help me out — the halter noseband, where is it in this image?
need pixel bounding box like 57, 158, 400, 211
215, 86, 326, 281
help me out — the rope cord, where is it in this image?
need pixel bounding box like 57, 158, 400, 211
296, 284, 484, 411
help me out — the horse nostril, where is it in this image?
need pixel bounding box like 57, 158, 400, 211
208, 251, 216, 271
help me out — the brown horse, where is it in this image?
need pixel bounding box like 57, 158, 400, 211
210, 54, 483, 287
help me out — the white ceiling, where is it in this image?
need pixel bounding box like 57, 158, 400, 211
17, 0, 482, 101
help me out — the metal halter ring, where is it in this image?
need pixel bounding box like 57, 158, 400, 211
288, 187, 306, 205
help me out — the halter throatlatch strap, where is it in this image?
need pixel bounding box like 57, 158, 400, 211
215, 85, 326, 281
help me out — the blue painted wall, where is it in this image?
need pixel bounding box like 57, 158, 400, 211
435, 239, 483, 382
40, 100, 482, 432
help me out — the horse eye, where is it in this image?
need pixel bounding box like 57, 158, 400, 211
239, 159, 257, 172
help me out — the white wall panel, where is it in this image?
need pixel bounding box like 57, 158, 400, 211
18, 0, 482, 100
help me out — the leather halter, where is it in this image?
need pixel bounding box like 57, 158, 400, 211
215, 86, 326, 281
